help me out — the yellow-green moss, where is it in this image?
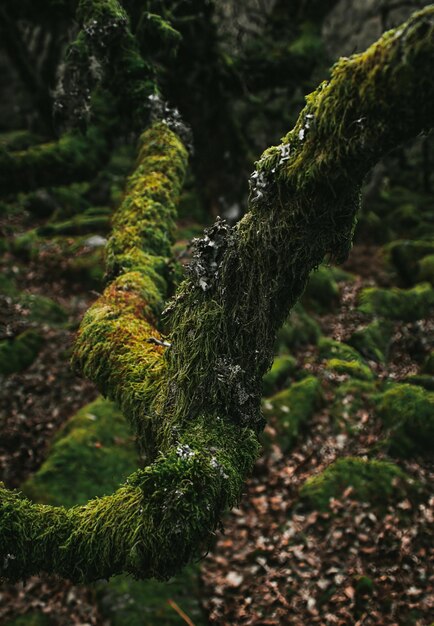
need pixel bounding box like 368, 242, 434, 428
358, 283, 434, 321
262, 376, 322, 450
0, 330, 44, 376
318, 337, 362, 362
72, 124, 188, 460
299, 457, 416, 511
419, 254, 434, 285
325, 358, 374, 381
377, 383, 434, 457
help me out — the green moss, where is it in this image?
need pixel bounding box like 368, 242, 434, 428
348, 319, 394, 363
276, 304, 321, 352
23, 398, 138, 507
72, 124, 189, 459
262, 355, 297, 396
37, 213, 110, 237
377, 384, 434, 457
302, 265, 340, 312
66, 249, 105, 289
262, 376, 322, 450
384, 239, 434, 285
419, 253, 434, 285
0, 330, 44, 376
0, 414, 260, 582
19, 294, 68, 325
358, 283, 434, 321
299, 457, 415, 511
402, 374, 434, 392
318, 337, 362, 362
422, 351, 434, 375
328, 266, 356, 283
325, 358, 374, 381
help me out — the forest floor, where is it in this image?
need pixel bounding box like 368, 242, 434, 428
0, 198, 433, 625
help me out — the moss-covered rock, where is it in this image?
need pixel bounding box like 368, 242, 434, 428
324, 358, 374, 381
19, 294, 68, 325
376, 384, 434, 457
328, 266, 356, 283
299, 457, 415, 511
0, 330, 44, 376
262, 376, 322, 450
419, 253, 434, 285
348, 319, 394, 363
276, 303, 321, 352
23, 398, 138, 507
358, 283, 434, 321
66, 248, 105, 289
422, 351, 434, 375
302, 266, 340, 312
262, 355, 297, 396
384, 239, 434, 285
318, 337, 362, 362
402, 374, 434, 392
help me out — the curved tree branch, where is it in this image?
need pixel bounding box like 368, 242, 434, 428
1, 6, 433, 584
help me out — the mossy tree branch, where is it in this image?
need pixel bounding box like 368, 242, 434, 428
1, 7, 434, 584
0, 122, 261, 583
165, 6, 434, 431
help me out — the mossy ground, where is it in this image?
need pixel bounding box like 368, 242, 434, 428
348, 319, 394, 363
376, 383, 434, 457
262, 354, 297, 396
276, 303, 321, 352
22, 398, 138, 507
302, 265, 340, 313
299, 457, 417, 512
324, 358, 374, 381
358, 283, 434, 321
0, 330, 44, 376
262, 376, 322, 450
